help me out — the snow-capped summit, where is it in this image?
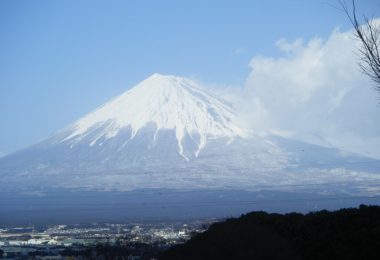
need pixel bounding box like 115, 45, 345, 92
62, 73, 246, 158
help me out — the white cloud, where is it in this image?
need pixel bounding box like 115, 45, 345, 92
275, 38, 304, 54
241, 23, 380, 159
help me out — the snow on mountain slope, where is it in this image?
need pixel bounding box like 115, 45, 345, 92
61, 73, 246, 159
0, 73, 380, 194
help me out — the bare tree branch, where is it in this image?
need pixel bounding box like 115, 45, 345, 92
339, 0, 380, 99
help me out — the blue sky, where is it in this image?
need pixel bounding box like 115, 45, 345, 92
1, 0, 380, 155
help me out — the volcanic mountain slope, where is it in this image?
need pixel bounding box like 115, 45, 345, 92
0, 74, 379, 192
61, 73, 247, 160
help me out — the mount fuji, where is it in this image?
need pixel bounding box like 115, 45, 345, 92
1, 74, 379, 194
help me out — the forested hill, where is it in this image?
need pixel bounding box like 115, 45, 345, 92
160, 205, 380, 260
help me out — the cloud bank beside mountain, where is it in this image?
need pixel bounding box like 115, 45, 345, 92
240, 23, 380, 159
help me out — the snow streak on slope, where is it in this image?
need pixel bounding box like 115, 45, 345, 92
62, 74, 246, 159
